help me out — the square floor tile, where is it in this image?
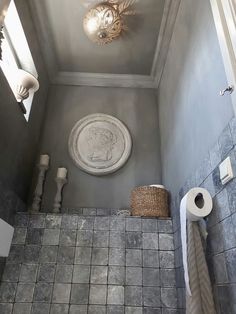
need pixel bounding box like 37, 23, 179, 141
143, 287, 160, 307
60, 229, 77, 246
88, 305, 106, 314
2, 263, 21, 282
160, 269, 176, 287
69, 305, 87, 314
110, 232, 125, 248
83, 208, 97, 216
97, 208, 110, 216
107, 305, 124, 314
31, 303, 50, 314
8, 245, 24, 263
126, 267, 142, 286
33, 283, 53, 302
45, 215, 62, 229
50, 304, 69, 314
143, 250, 159, 268
125, 286, 142, 306
161, 288, 177, 308
14, 213, 29, 227
125, 307, 143, 314
38, 264, 56, 282
108, 266, 125, 285
142, 219, 157, 233
143, 308, 161, 314
15, 283, 35, 302
62, 215, 78, 229
70, 284, 89, 304
57, 246, 75, 264
26, 228, 43, 245
93, 231, 109, 247
40, 246, 58, 263
94, 217, 109, 230
12, 228, 27, 244
158, 220, 173, 233
78, 217, 94, 230
29, 215, 45, 228
55, 265, 73, 283
13, 303, 32, 314
126, 249, 142, 267
75, 247, 92, 265
89, 285, 107, 304
43, 229, 60, 245
109, 248, 125, 266
159, 251, 175, 268
52, 283, 71, 303
0, 303, 13, 313
0, 282, 17, 302
126, 232, 142, 249
73, 265, 90, 283
143, 233, 158, 250
90, 266, 108, 284
159, 234, 174, 251
126, 218, 142, 231
107, 285, 124, 305
143, 268, 160, 287
19, 264, 38, 282
92, 248, 109, 265
77, 230, 93, 247
24, 245, 41, 263
110, 218, 125, 231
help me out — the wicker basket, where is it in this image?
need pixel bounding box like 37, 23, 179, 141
131, 186, 169, 217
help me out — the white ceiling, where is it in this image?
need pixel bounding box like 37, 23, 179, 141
27, 0, 181, 88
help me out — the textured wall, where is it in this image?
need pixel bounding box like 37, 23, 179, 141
157, 0, 236, 312
158, 0, 234, 195
38, 86, 161, 210
0, 0, 49, 275
0, 1, 49, 203
172, 118, 236, 313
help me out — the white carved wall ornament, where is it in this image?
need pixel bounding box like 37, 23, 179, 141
68, 113, 132, 175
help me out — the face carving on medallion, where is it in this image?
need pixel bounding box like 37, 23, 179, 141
86, 126, 117, 162
68, 114, 132, 175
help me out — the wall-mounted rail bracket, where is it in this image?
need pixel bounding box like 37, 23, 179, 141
220, 85, 234, 96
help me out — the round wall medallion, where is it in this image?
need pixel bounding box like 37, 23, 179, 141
68, 113, 132, 175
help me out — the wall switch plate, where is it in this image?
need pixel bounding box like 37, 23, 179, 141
219, 156, 234, 185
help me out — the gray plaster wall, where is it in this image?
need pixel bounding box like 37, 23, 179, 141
39, 86, 161, 209
158, 0, 234, 195
0, 0, 49, 211
0, 0, 49, 278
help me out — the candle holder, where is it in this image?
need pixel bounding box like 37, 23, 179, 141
31, 164, 49, 212
53, 177, 67, 213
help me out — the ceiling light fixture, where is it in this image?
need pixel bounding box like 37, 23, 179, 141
83, 0, 136, 45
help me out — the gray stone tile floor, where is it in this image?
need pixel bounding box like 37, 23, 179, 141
0, 213, 178, 314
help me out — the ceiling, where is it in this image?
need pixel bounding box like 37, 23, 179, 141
27, 0, 180, 88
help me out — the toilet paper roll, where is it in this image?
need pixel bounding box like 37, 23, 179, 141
149, 184, 165, 189
180, 188, 213, 296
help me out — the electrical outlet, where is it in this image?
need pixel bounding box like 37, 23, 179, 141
219, 156, 234, 185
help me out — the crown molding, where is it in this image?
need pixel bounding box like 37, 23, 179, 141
53, 72, 156, 88
28, 0, 181, 89
151, 0, 181, 88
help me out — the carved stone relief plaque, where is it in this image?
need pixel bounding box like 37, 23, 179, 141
68, 113, 132, 175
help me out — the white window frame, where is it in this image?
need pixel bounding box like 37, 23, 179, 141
0, 0, 38, 121
210, 0, 236, 115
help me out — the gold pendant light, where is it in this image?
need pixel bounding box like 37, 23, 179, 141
83, 0, 136, 45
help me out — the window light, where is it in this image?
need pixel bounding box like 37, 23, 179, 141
0, 0, 39, 121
